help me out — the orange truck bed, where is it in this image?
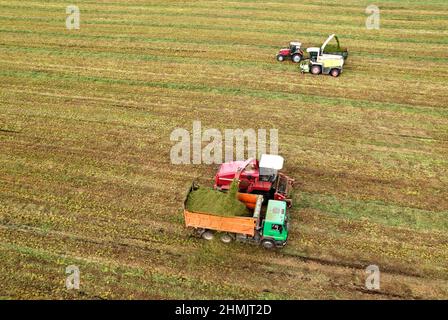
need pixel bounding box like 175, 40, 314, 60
184, 210, 257, 236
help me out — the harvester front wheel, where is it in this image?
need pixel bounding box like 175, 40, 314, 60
276, 55, 285, 62
330, 68, 341, 77
220, 233, 233, 244
310, 65, 321, 75
292, 54, 302, 63
201, 230, 214, 241
261, 239, 275, 250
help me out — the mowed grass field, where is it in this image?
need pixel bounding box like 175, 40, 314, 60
1, 0, 448, 299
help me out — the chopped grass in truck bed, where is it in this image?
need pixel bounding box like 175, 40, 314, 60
323, 45, 348, 53
186, 184, 250, 217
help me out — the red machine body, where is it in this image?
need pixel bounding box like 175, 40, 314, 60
214, 155, 294, 206
276, 41, 304, 63
279, 48, 291, 56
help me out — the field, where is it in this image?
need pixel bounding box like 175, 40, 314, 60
1, 0, 448, 299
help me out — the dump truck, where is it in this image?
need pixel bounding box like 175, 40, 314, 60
184, 183, 289, 249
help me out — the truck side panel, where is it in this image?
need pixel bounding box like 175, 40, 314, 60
184, 210, 256, 236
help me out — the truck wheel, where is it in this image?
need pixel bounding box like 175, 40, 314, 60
310, 65, 321, 75
276, 55, 284, 62
220, 233, 233, 244
330, 69, 341, 77
291, 54, 302, 63
261, 239, 275, 249
201, 230, 214, 241
193, 228, 206, 238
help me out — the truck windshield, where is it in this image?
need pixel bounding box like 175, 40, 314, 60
271, 224, 283, 234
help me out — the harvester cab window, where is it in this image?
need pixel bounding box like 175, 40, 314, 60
259, 167, 277, 182
246, 163, 256, 172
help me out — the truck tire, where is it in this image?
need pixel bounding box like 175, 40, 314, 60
292, 54, 302, 63
220, 233, 233, 244
330, 68, 341, 77
261, 239, 275, 249
276, 55, 285, 62
201, 230, 214, 241
311, 65, 321, 75
193, 228, 206, 238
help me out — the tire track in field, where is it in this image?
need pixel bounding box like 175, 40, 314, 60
2, 25, 448, 51
0, 223, 424, 299
2, 12, 446, 32
5, 58, 448, 102
3, 68, 447, 117
4, 0, 448, 21
280, 251, 427, 279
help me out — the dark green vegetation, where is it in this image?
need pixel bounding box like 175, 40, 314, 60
0, 0, 447, 299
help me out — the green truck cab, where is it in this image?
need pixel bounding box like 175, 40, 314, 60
260, 200, 288, 249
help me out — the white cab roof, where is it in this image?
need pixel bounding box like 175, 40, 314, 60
259, 154, 284, 170
290, 42, 301, 47
306, 47, 320, 53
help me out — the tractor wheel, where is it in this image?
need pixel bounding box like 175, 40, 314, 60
220, 233, 233, 244
291, 54, 302, 63
261, 239, 275, 250
330, 68, 341, 77
310, 65, 322, 75
276, 55, 285, 62
201, 230, 214, 241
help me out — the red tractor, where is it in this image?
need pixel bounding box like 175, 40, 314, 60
276, 41, 304, 63
214, 154, 294, 207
